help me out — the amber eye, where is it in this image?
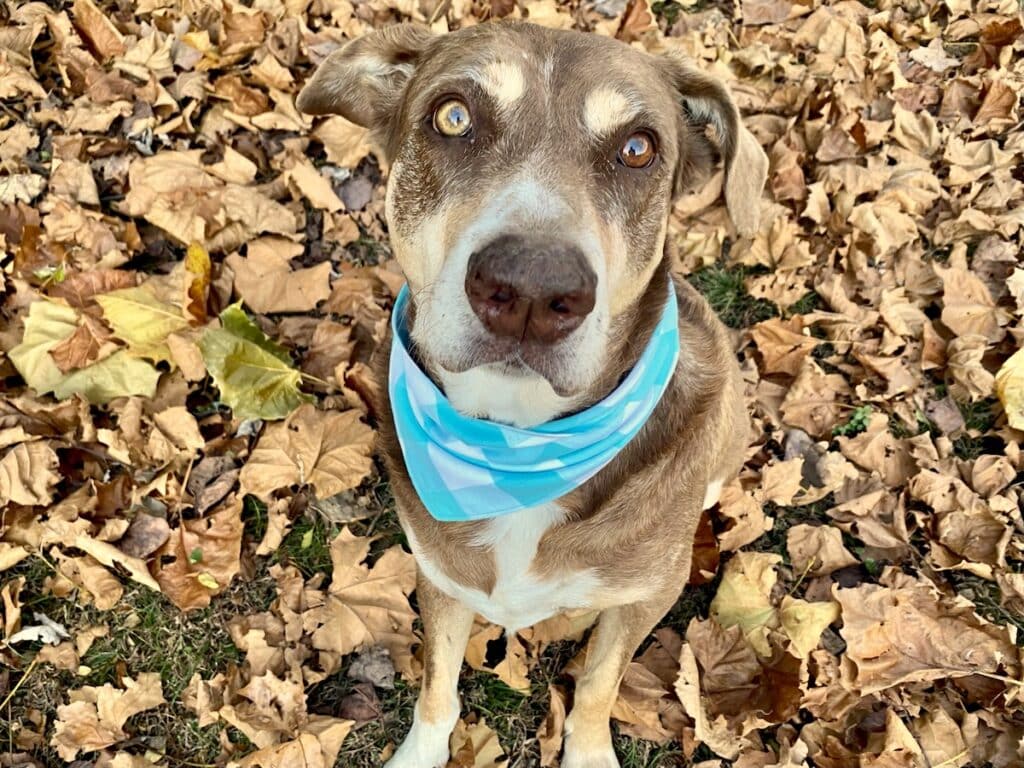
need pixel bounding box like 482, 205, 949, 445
618, 131, 656, 168
433, 98, 473, 137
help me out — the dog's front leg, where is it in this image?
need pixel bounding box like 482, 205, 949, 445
386, 573, 474, 768
563, 596, 678, 768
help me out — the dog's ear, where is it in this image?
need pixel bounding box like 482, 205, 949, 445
660, 53, 768, 237
296, 24, 434, 129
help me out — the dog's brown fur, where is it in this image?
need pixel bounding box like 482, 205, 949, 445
298, 19, 765, 767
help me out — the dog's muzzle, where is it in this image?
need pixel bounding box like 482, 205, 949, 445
464, 234, 597, 345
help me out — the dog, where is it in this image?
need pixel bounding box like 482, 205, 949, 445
298, 20, 767, 768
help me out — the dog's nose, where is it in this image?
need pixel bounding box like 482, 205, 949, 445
465, 235, 597, 344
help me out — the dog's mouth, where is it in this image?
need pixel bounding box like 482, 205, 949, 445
432, 335, 584, 397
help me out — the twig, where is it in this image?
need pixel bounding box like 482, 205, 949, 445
0, 654, 40, 712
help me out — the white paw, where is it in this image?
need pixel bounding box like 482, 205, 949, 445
384, 704, 457, 768
561, 733, 620, 768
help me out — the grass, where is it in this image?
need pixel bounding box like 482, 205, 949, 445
686, 264, 779, 329
1, 554, 275, 764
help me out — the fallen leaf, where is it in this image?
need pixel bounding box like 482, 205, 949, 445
710, 552, 781, 657
51, 673, 165, 760
239, 404, 374, 500
198, 303, 313, 421
226, 238, 332, 314
995, 347, 1024, 431
835, 577, 1020, 694
0, 441, 59, 507
537, 684, 567, 767
778, 596, 839, 658
155, 500, 244, 611
96, 284, 190, 364
308, 528, 418, 676
786, 524, 858, 576
449, 719, 507, 768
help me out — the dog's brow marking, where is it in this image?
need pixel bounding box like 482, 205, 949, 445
479, 61, 525, 109
584, 87, 639, 136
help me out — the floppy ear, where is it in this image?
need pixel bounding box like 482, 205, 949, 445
661, 53, 768, 237
296, 24, 435, 130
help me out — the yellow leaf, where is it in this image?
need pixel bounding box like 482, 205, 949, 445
9, 300, 161, 404
779, 596, 839, 658
710, 552, 781, 657
184, 242, 211, 324
995, 347, 1024, 431
96, 284, 190, 364
198, 303, 313, 421
196, 572, 219, 590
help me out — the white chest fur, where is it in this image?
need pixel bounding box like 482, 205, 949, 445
409, 503, 600, 633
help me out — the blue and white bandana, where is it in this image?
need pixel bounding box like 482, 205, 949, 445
388, 283, 680, 522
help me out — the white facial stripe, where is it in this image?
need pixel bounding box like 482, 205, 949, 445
477, 61, 525, 110
584, 86, 639, 137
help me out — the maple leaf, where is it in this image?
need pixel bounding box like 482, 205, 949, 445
449, 719, 508, 768
710, 552, 781, 657
465, 620, 531, 692
51, 673, 165, 760
96, 284, 190, 363
198, 303, 313, 420
155, 500, 244, 612
239, 404, 374, 500
9, 300, 161, 403
308, 528, 418, 676
225, 237, 332, 314
835, 577, 1020, 694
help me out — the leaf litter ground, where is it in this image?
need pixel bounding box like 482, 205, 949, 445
1, 0, 1024, 766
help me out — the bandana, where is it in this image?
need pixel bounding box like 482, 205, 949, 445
388, 283, 680, 522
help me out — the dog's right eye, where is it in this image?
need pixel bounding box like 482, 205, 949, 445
433, 99, 473, 137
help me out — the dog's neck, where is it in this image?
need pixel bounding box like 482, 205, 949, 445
403, 259, 673, 428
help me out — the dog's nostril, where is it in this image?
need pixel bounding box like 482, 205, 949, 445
491, 287, 514, 303
549, 298, 570, 314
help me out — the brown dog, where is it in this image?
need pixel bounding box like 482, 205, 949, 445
298, 20, 766, 768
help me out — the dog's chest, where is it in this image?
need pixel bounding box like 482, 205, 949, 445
412, 503, 600, 632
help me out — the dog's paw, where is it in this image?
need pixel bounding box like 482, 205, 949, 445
384, 718, 453, 768
561, 735, 620, 768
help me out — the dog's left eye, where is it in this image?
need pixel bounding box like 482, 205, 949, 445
433, 99, 473, 137
618, 131, 656, 169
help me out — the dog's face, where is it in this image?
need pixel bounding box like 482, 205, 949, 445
298, 22, 766, 407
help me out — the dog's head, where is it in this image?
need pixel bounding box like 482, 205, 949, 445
298, 22, 766, 422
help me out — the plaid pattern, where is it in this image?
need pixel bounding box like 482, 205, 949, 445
388, 283, 681, 522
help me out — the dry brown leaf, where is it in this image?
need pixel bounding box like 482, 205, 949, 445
537, 684, 567, 767
309, 527, 418, 676
835, 577, 1020, 694
445, 719, 506, 768
239, 404, 374, 501
0, 441, 59, 507
51, 673, 164, 760
226, 238, 332, 314
786, 524, 858, 576
155, 500, 243, 611
465, 620, 531, 692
